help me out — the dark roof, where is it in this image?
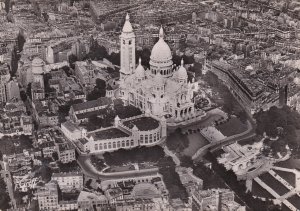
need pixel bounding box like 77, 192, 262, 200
78, 138, 89, 145
88, 128, 130, 141
40, 141, 56, 148
72, 97, 112, 112
58, 143, 74, 152
76, 109, 107, 120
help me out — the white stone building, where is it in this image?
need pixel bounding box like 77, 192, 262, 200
118, 14, 203, 126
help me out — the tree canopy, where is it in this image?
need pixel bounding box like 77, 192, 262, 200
254, 106, 300, 148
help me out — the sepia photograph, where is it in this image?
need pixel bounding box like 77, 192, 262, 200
0, 0, 300, 210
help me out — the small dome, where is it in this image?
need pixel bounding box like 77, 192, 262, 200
122, 13, 133, 33
150, 27, 172, 62
177, 59, 187, 80
31, 57, 45, 74
135, 58, 145, 78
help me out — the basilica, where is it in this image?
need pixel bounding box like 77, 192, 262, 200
118, 14, 204, 125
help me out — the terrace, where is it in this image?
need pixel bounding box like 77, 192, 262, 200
123, 117, 160, 131
258, 173, 290, 196
90, 128, 130, 141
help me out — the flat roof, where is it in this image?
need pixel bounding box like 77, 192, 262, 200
88, 127, 130, 141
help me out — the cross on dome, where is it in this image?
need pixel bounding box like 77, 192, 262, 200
139, 57, 142, 65
126, 13, 130, 21
181, 58, 184, 66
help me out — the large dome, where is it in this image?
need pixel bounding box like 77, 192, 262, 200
150, 27, 172, 62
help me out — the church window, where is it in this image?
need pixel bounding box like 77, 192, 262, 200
154, 134, 157, 142
126, 140, 130, 146
113, 142, 116, 148
95, 144, 98, 150
104, 143, 107, 149
117, 142, 121, 148
131, 140, 134, 146
140, 135, 144, 141
129, 40, 132, 45
122, 141, 125, 147
108, 143, 112, 149
149, 134, 152, 143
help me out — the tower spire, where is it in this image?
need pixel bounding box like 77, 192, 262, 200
126, 13, 130, 21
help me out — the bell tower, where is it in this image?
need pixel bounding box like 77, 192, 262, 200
119, 13, 136, 81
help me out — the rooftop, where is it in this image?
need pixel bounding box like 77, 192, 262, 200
88, 127, 130, 141
72, 97, 112, 112
52, 172, 83, 178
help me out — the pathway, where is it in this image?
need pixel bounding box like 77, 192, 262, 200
192, 120, 255, 160
77, 156, 159, 180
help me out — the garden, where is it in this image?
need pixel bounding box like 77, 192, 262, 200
0, 135, 33, 157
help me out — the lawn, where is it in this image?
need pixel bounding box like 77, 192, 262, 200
273, 169, 296, 188
259, 173, 290, 196
216, 117, 247, 136
287, 194, 300, 210
251, 180, 275, 199
183, 133, 209, 157
104, 165, 135, 173
90, 155, 106, 172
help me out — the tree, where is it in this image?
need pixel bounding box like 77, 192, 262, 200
42, 12, 49, 22
0, 178, 10, 210
68, 54, 78, 70
87, 79, 106, 101
237, 110, 248, 124
108, 52, 120, 66
10, 45, 20, 76
26, 83, 32, 100
180, 155, 193, 167
5, 0, 10, 13
52, 152, 58, 161
17, 32, 26, 52
166, 128, 189, 152
86, 42, 108, 60
20, 90, 27, 102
